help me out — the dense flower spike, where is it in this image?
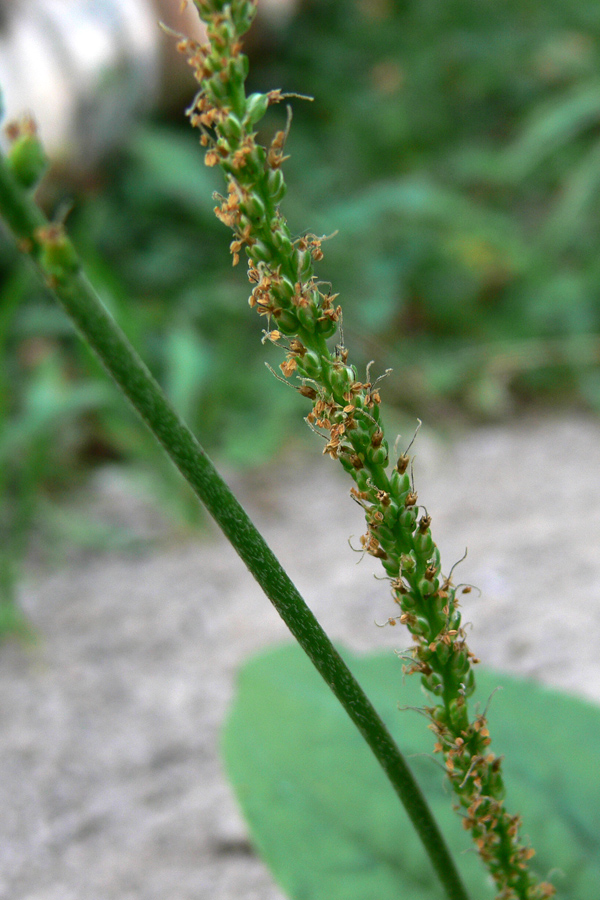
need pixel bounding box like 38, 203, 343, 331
184, 3, 554, 897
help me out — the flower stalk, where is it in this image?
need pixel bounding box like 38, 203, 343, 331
0, 103, 470, 900
183, 1, 555, 897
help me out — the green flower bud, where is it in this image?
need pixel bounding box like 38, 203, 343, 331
463, 669, 476, 698
417, 644, 434, 663
316, 316, 338, 339
296, 303, 316, 333
241, 192, 266, 221
272, 228, 293, 259
435, 642, 451, 666
431, 705, 448, 726
267, 168, 287, 204
375, 524, 395, 546
418, 577, 436, 597
36, 225, 79, 279
355, 469, 370, 492
349, 422, 371, 449
382, 500, 400, 525
249, 240, 271, 263
400, 551, 417, 573
223, 113, 243, 141
207, 74, 228, 101
327, 363, 353, 395
398, 508, 417, 531
367, 444, 388, 467
298, 349, 321, 378
226, 57, 246, 90
296, 250, 313, 281
448, 608, 462, 630
381, 558, 399, 577
8, 132, 47, 189
412, 615, 431, 637
422, 672, 443, 693
400, 591, 417, 610
390, 469, 410, 500
245, 92, 270, 126
429, 546, 441, 572
451, 647, 469, 678
414, 530, 434, 559
339, 455, 355, 475
273, 309, 299, 335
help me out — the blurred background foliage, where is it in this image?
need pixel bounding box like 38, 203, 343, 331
2, 0, 600, 623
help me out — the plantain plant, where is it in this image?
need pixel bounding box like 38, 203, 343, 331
0, 1, 580, 898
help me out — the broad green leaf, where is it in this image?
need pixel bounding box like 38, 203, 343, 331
223, 644, 600, 900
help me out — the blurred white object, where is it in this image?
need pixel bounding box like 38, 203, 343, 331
0, 0, 160, 164
0, 0, 298, 167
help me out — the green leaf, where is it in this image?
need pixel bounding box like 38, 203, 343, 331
128, 124, 220, 223
501, 81, 600, 181
164, 326, 211, 423
223, 644, 600, 900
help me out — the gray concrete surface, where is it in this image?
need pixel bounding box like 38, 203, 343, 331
2, 413, 599, 900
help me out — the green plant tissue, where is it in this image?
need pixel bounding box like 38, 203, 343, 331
223, 644, 600, 900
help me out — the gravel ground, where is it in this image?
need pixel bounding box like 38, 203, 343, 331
2, 413, 600, 900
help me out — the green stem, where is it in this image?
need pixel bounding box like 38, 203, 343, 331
0, 148, 470, 900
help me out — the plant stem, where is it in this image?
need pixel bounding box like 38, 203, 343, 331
180, 2, 554, 897
0, 145, 470, 900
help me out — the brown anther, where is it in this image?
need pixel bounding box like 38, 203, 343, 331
391, 576, 406, 591
289, 338, 307, 356
204, 148, 219, 168
299, 385, 317, 400
418, 515, 432, 533
280, 357, 297, 377
425, 565, 437, 581
371, 429, 384, 448
396, 454, 410, 474
350, 454, 363, 469
376, 489, 390, 506
405, 491, 418, 507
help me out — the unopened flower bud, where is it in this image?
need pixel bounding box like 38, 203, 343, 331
245, 92, 270, 126
8, 130, 47, 189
